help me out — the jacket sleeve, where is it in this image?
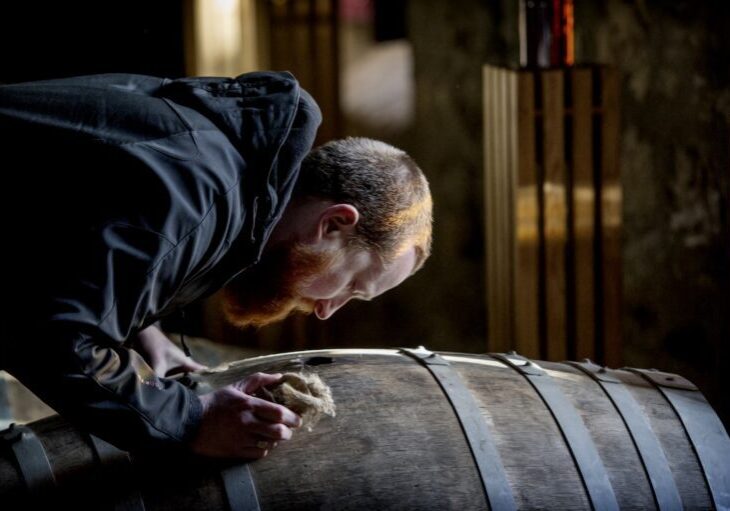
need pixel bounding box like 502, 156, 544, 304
4, 219, 205, 452
1, 72, 168, 96
0, 73, 182, 147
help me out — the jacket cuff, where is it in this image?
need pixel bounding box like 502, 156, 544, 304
180, 389, 204, 444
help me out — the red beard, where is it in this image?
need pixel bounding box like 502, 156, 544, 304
220, 242, 333, 328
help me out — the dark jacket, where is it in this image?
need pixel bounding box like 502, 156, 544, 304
0, 71, 321, 450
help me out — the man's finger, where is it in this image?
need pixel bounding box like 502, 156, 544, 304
249, 395, 302, 428
236, 372, 283, 394
246, 421, 293, 441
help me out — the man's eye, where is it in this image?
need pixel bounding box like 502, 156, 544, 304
349, 281, 363, 297
349, 283, 371, 302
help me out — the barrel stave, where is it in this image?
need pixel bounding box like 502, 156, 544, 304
251, 355, 487, 510
455, 358, 592, 510
133, 456, 229, 511
619, 370, 712, 510
546, 362, 656, 509
32, 416, 96, 486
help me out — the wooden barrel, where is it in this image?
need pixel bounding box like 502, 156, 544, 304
1, 348, 729, 510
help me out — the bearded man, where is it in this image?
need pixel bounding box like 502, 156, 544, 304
0, 71, 432, 458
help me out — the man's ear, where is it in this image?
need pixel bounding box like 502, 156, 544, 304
317, 204, 359, 241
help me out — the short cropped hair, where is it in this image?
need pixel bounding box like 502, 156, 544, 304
295, 137, 432, 270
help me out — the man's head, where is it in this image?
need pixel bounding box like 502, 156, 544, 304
221, 137, 432, 328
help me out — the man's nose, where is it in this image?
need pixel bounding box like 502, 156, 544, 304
315, 296, 351, 320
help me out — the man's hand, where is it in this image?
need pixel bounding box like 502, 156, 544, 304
134, 324, 207, 377
190, 372, 302, 459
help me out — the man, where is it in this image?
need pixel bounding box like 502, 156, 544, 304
0, 71, 432, 458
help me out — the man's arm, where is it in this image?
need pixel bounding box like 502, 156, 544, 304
129, 325, 304, 458
1, 71, 310, 455
3, 223, 204, 451
132, 324, 207, 378
5, 220, 301, 456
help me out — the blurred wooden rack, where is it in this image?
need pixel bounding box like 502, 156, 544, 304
483, 64, 621, 365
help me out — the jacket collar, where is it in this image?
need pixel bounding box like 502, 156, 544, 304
157, 71, 321, 300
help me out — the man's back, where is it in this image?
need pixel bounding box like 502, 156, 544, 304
0, 72, 321, 450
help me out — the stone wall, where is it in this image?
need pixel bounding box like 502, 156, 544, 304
576, 0, 729, 426
399, 0, 728, 424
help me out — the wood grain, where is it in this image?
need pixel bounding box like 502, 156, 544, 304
483, 64, 621, 365
514, 71, 540, 359
570, 68, 596, 361
4, 349, 720, 509
541, 70, 568, 361
599, 67, 623, 367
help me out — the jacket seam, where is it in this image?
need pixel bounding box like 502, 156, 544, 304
95, 175, 241, 327
108, 128, 221, 148
101, 221, 177, 247
182, 75, 294, 92
160, 98, 194, 131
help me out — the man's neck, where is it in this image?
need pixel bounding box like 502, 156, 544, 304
264, 196, 332, 252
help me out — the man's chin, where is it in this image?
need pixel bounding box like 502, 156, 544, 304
217, 239, 329, 330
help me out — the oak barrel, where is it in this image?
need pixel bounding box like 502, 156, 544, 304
1, 348, 729, 510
